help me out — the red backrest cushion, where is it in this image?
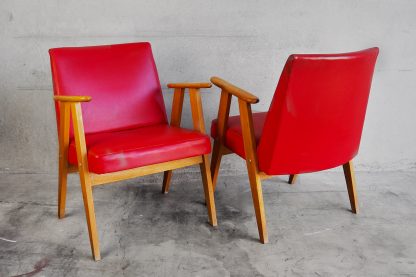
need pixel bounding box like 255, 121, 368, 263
49, 42, 167, 137
258, 48, 379, 175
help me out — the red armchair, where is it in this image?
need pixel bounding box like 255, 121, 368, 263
210, 48, 379, 244
49, 42, 217, 260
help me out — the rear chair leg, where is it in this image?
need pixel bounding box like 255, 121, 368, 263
288, 174, 297, 185
343, 160, 359, 214
162, 171, 173, 193
200, 155, 218, 226
246, 163, 268, 243
210, 140, 223, 191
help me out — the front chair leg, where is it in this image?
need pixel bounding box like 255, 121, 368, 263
200, 155, 218, 226
288, 174, 298, 185
238, 99, 268, 243
162, 171, 173, 193
343, 160, 359, 214
58, 160, 68, 219
58, 102, 70, 218
246, 161, 268, 244
79, 177, 101, 261
210, 140, 223, 191
71, 102, 101, 261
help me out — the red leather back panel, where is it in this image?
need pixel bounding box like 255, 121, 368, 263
49, 42, 167, 137
257, 48, 379, 175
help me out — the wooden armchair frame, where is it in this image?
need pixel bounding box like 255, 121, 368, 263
55, 82, 217, 261
209, 77, 358, 244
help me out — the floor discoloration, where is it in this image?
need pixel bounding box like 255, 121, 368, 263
1, 170, 415, 276
10, 258, 48, 277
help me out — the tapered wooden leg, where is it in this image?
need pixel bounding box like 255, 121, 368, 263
210, 140, 223, 191
58, 160, 68, 219
288, 174, 298, 185
200, 155, 218, 226
162, 170, 173, 194
246, 162, 268, 243
238, 99, 268, 243
79, 177, 100, 260
58, 102, 70, 219
343, 160, 359, 214
71, 103, 101, 261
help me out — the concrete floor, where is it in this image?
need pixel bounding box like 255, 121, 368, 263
1, 169, 415, 276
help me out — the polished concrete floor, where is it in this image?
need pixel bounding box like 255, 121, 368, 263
1, 169, 415, 276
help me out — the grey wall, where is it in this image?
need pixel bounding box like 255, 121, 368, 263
1, 0, 415, 173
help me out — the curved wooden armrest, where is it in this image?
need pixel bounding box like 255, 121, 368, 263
54, 95, 92, 102
167, 82, 212, 89
211, 76, 259, 104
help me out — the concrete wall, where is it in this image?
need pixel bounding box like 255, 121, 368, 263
1, 0, 415, 173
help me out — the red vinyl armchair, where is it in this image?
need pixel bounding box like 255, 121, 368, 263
210, 48, 379, 244
49, 42, 217, 260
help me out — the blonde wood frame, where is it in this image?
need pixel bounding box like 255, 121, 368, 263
54, 83, 217, 261
210, 76, 359, 244
288, 174, 298, 184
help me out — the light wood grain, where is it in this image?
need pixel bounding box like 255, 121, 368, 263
189, 88, 206, 133
91, 156, 202, 186
238, 99, 268, 244
71, 103, 100, 261
167, 82, 212, 89
54, 95, 92, 102
343, 160, 359, 214
58, 102, 70, 219
211, 77, 259, 104
162, 88, 185, 193
211, 90, 232, 190
200, 155, 218, 226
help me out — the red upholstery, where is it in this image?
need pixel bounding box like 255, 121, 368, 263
211, 112, 267, 158
257, 48, 379, 175
68, 124, 210, 174
49, 42, 167, 138
50, 42, 211, 174
211, 48, 379, 176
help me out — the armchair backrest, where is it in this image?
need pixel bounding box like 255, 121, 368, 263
49, 42, 167, 138
257, 48, 379, 175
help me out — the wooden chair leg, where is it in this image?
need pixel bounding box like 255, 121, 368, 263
246, 162, 268, 243
200, 155, 218, 226
288, 174, 297, 185
210, 139, 223, 191
238, 99, 268, 243
71, 103, 100, 261
343, 160, 359, 214
58, 102, 70, 219
162, 170, 173, 193
79, 176, 101, 261
58, 159, 68, 219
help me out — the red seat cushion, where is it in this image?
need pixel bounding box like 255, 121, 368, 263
210, 112, 267, 158
68, 124, 211, 174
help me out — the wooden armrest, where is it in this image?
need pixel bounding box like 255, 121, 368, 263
167, 82, 212, 89
54, 95, 92, 102
210, 76, 259, 104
